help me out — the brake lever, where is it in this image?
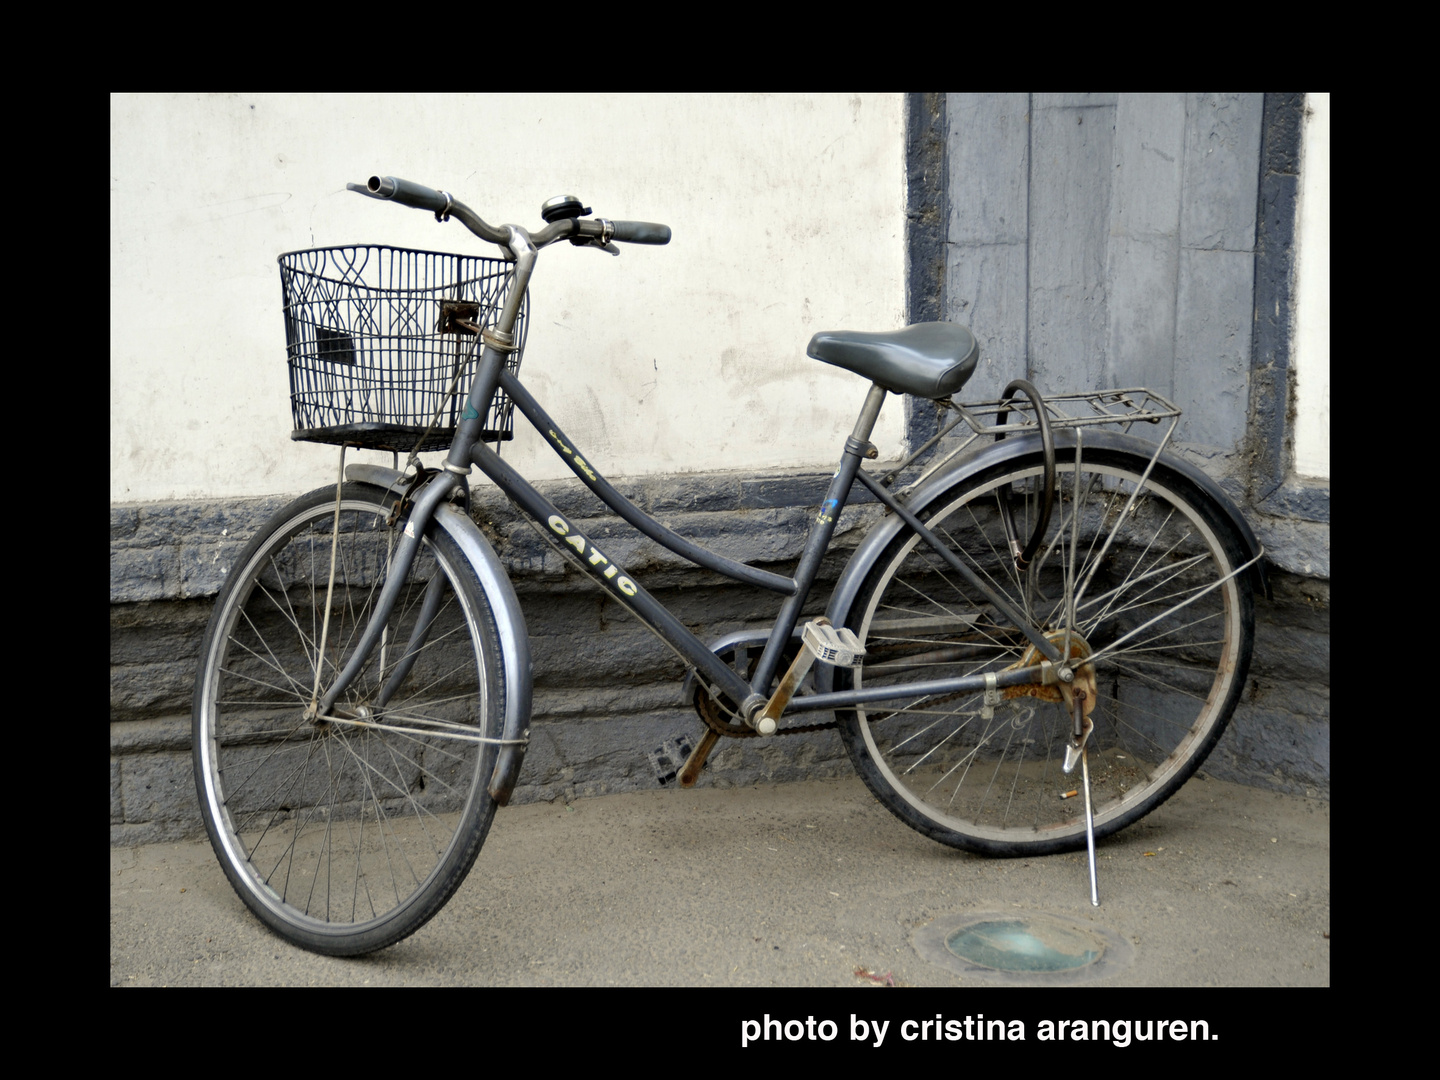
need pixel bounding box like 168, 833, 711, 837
568, 216, 620, 256
567, 235, 620, 256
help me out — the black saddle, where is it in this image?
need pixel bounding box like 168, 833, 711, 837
807, 322, 978, 399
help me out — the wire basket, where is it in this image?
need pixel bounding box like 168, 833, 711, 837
280, 245, 528, 453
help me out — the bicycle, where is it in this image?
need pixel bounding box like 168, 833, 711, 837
192, 175, 1266, 956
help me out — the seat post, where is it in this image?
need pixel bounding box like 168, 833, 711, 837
742, 381, 887, 709
851, 382, 887, 444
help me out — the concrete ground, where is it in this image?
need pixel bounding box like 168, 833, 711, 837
111, 771, 1328, 992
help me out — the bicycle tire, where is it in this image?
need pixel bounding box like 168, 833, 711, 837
193, 481, 505, 955
835, 447, 1255, 856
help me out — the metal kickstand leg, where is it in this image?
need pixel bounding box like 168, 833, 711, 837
1081, 743, 1100, 907
1063, 687, 1100, 906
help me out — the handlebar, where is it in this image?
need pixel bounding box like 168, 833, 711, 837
608, 220, 671, 245
351, 174, 447, 213
348, 175, 670, 250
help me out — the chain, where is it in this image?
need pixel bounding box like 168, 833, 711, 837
693, 668, 835, 738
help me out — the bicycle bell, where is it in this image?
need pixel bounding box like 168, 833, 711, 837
541, 195, 591, 222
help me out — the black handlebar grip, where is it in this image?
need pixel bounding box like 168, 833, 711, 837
351, 175, 451, 214
610, 221, 671, 245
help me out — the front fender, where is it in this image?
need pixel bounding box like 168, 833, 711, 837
347, 464, 532, 804
823, 430, 1268, 660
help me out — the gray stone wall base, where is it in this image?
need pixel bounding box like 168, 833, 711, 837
108, 702, 853, 849
1205, 574, 1330, 799
111, 479, 1330, 846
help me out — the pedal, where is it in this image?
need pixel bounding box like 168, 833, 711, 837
800, 620, 865, 668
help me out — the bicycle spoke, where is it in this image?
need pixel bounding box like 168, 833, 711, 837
1074, 550, 1210, 628
882, 567, 1018, 659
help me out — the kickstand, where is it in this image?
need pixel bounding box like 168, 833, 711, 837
1064, 689, 1100, 907
1081, 745, 1100, 907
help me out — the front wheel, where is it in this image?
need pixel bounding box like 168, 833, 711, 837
192, 482, 505, 955
835, 448, 1255, 856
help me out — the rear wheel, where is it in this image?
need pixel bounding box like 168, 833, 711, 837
836, 449, 1254, 856
193, 482, 504, 954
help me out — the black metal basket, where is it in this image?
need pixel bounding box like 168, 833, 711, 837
280, 245, 528, 453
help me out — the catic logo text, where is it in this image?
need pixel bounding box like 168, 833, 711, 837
547, 514, 638, 597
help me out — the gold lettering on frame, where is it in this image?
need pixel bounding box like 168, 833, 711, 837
545, 510, 636, 599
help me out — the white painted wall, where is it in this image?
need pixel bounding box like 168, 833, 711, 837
110, 94, 906, 503
1293, 92, 1329, 480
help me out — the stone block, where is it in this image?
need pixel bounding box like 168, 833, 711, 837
946, 92, 1029, 246
1111, 94, 1185, 237
1175, 247, 1253, 450
119, 750, 202, 838
1104, 234, 1178, 393
945, 241, 1028, 401
1181, 93, 1263, 252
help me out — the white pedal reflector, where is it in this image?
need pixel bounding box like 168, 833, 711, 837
802, 621, 865, 668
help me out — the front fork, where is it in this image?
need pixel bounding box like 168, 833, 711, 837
311, 469, 461, 718
312, 319, 516, 718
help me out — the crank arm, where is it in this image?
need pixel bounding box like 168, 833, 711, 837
678, 729, 721, 787
749, 619, 864, 735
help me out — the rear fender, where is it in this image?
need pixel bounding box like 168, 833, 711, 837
819, 431, 1267, 691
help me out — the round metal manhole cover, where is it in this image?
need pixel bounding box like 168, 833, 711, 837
914, 913, 1133, 984
947, 919, 1099, 971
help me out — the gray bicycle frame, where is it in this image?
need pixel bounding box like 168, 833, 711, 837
318, 355, 1056, 722
317, 223, 1058, 722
